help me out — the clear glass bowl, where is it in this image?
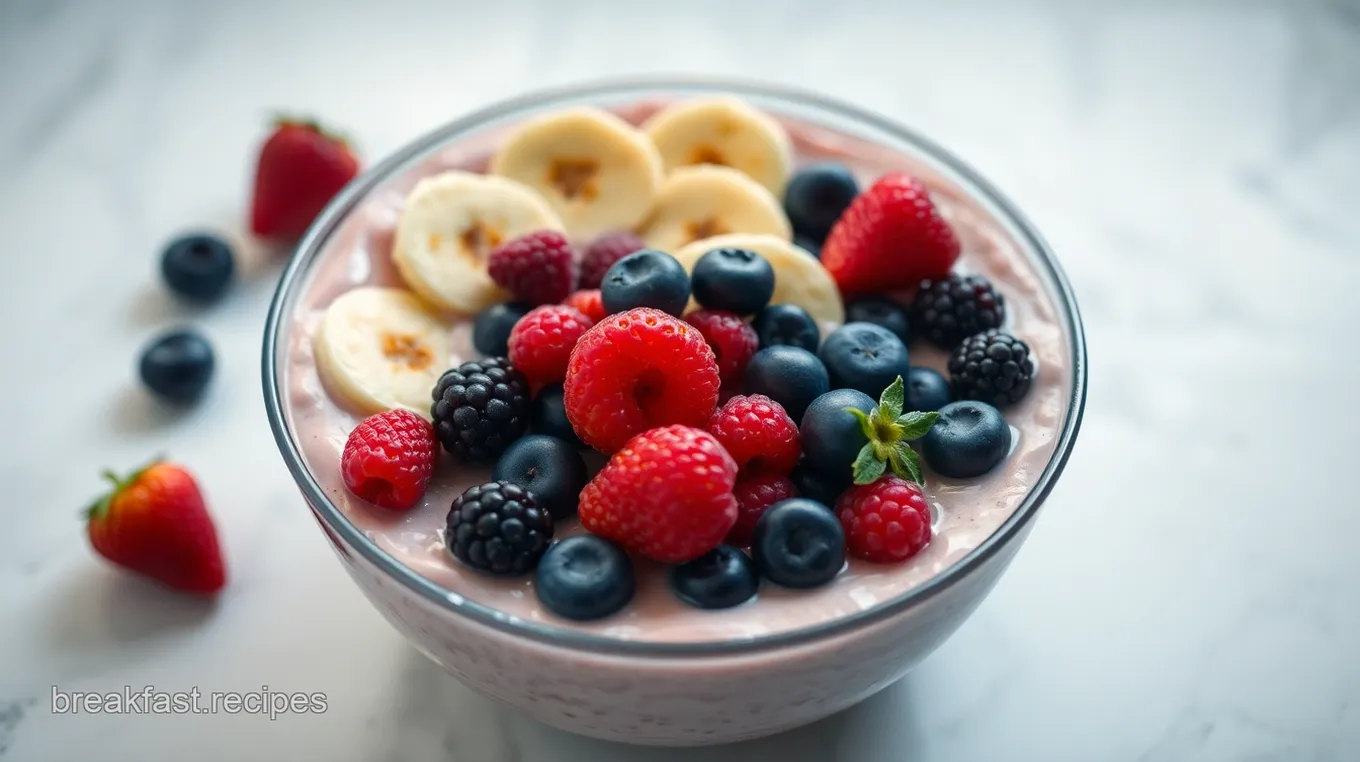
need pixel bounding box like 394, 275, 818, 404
263, 77, 1087, 746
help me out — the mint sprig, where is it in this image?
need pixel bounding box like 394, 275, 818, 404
845, 376, 940, 486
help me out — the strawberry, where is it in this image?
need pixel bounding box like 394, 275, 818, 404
85, 461, 226, 595
249, 116, 360, 241
820, 172, 961, 297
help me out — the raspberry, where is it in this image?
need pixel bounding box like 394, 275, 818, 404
728, 473, 796, 547
430, 358, 531, 462
507, 305, 594, 388
707, 394, 801, 476
835, 475, 932, 563
488, 230, 577, 305
684, 309, 759, 387
578, 425, 738, 562
911, 274, 1006, 349
340, 409, 438, 511
948, 329, 1034, 407
563, 307, 721, 453
563, 289, 607, 323
444, 481, 553, 575
579, 230, 645, 289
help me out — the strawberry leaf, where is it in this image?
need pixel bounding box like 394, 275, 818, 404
896, 411, 941, 441
845, 407, 877, 442
890, 443, 925, 485
877, 376, 905, 421
851, 443, 887, 485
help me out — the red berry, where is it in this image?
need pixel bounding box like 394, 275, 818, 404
707, 394, 801, 476
684, 309, 759, 387
579, 230, 645, 289
578, 425, 738, 562
563, 307, 721, 453
821, 172, 960, 297
488, 230, 577, 305
507, 305, 594, 388
835, 475, 932, 563
563, 289, 607, 323
728, 473, 796, 547
340, 410, 438, 511
250, 117, 360, 241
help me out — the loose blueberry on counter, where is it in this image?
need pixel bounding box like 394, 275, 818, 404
670, 545, 759, 609
791, 462, 850, 508
818, 322, 911, 399
536, 535, 635, 621
752, 304, 820, 352
531, 383, 582, 448
921, 400, 1012, 478
445, 481, 553, 575
600, 249, 691, 317
160, 233, 234, 303
905, 367, 952, 413
472, 302, 530, 357
782, 163, 860, 244
690, 248, 775, 316
845, 298, 910, 345
138, 329, 215, 403
743, 345, 830, 421
751, 498, 846, 589
492, 435, 588, 521
793, 234, 822, 260
799, 388, 875, 483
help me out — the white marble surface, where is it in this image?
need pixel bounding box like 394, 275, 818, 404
3, 0, 1359, 759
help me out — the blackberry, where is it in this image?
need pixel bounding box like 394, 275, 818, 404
445, 481, 553, 575
911, 274, 1006, 348
948, 330, 1034, 407
431, 357, 531, 461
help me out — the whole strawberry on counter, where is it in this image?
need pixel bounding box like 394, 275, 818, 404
85, 461, 226, 595
249, 116, 360, 241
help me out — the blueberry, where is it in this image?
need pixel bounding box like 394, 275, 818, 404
905, 367, 952, 412
752, 304, 820, 352
794, 234, 822, 260
531, 384, 582, 448
600, 249, 691, 317
535, 535, 635, 621
751, 499, 846, 589
138, 329, 215, 403
743, 345, 830, 421
845, 298, 910, 345
689, 248, 775, 315
799, 388, 875, 483
818, 322, 911, 399
670, 545, 759, 609
160, 233, 234, 302
791, 462, 850, 507
921, 400, 1012, 478
782, 163, 860, 243
491, 434, 588, 521
473, 302, 530, 357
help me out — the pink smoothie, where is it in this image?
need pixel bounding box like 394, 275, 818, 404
280, 101, 1070, 645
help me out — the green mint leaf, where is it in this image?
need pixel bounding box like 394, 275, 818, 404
890, 443, 926, 485
845, 407, 876, 442
896, 410, 941, 440
878, 376, 905, 420
851, 443, 887, 485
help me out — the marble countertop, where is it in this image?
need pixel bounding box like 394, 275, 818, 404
3, 0, 1358, 760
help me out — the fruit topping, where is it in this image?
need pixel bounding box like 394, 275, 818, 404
742, 345, 829, 422
912, 274, 1006, 349
791, 462, 849, 508
797, 388, 876, 485
249, 116, 359, 241
563, 307, 720, 453
637, 165, 791, 253
444, 481, 553, 575
948, 329, 1034, 407
578, 425, 738, 563
752, 303, 820, 352
160, 233, 235, 303
340, 409, 438, 511
599, 249, 692, 317
472, 302, 530, 357
670, 545, 760, 610
750, 499, 845, 589
536, 535, 635, 621
794, 234, 822, 259
530, 384, 582, 448
675, 233, 843, 325
685, 309, 760, 387
487, 229, 578, 306
905, 367, 952, 412
921, 400, 1012, 478
139, 329, 215, 404
690, 247, 775, 316
782, 162, 860, 244
835, 475, 932, 563
821, 172, 960, 296
707, 394, 801, 476
818, 322, 912, 399
843, 376, 939, 486
562, 289, 607, 323
507, 304, 594, 388
642, 97, 793, 195
728, 473, 797, 548
580, 230, 646, 289
430, 358, 531, 462
845, 297, 911, 345
491, 434, 588, 521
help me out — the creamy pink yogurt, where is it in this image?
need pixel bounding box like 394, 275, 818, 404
280, 102, 1070, 645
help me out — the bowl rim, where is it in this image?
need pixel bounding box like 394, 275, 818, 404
262, 75, 1088, 657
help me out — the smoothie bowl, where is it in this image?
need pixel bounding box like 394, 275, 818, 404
262, 78, 1086, 746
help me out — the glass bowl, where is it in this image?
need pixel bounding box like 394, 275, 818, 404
263, 77, 1087, 747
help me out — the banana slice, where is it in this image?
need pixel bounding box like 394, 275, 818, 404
392, 171, 564, 314
643, 97, 793, 195
637, 165, 791, 254
313, 286, 451, 419
675, 234, 844, 326
488, 107, 663, 239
